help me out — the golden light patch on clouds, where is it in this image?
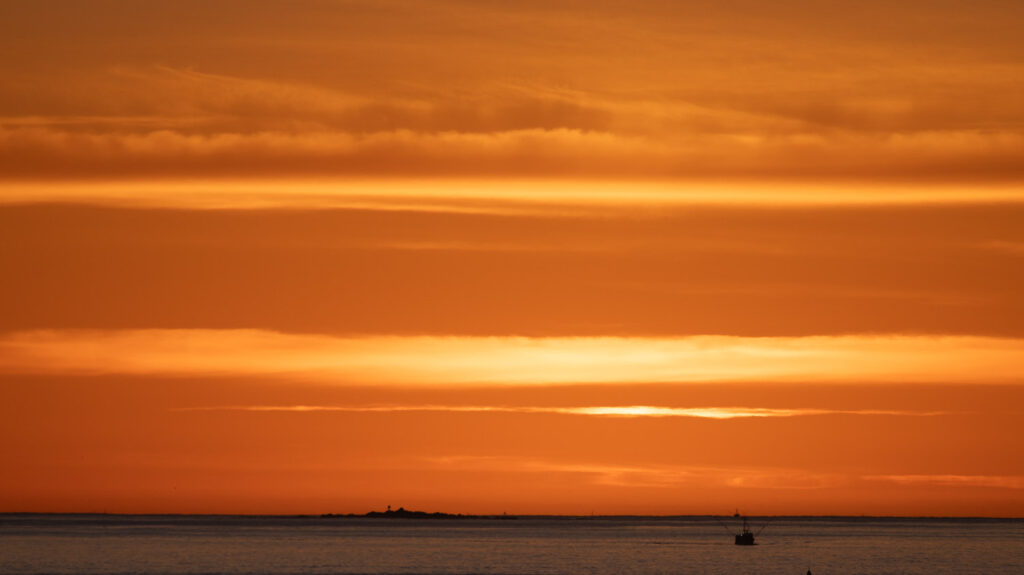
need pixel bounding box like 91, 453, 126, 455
3, 329, 1024, 385
3, 179, 1024, 213
174, 404, 940, 419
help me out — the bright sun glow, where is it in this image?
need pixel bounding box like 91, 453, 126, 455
3, 330, 1024, 385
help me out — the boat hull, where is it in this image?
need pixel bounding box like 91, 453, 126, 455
735, 533, 756, 545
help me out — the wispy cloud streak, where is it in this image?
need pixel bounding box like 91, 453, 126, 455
174, 404, 944, 419
421, 455, 846, 490
4, 180, 1024, 212
864, 475, 1024, 489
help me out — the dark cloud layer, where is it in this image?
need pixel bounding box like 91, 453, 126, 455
2, 1, 1023, 180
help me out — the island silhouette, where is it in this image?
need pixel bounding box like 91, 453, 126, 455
321, 506, 516, 519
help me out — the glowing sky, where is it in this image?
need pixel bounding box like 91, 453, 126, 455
2, 0, 1023, 516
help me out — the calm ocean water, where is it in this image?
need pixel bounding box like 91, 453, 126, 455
1, 514, 1022, 574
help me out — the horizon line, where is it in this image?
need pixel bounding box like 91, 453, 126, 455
3, 511, 1022, 520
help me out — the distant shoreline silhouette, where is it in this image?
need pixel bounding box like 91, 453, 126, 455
321, 506, 517, 520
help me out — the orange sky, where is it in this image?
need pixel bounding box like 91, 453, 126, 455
2, 0, 1023, 517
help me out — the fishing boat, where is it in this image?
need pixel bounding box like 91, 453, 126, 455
734, 514, 756, 545
717, 511, 765, 545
